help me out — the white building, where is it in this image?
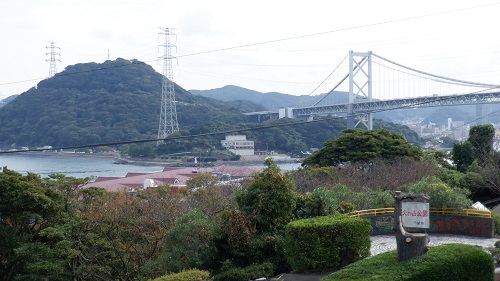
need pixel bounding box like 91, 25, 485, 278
221, 135, 255, 156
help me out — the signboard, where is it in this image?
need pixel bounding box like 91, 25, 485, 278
402, 202, 429, 228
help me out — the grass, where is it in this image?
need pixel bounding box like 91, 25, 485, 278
321, 244, 494, 281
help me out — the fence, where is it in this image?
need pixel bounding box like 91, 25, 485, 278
349, 208, 494, 238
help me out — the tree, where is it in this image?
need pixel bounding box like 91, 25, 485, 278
0, 168, 73, 280
451, 141, 475, 173
302, 129, 423, 168
469, 124, 495, 161
235, 159, 296, 234
450, 124, 500, 198
144, 210, 218, 277
186, 174, 234, 222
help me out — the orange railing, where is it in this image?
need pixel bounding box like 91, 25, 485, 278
349, 208, 491, 218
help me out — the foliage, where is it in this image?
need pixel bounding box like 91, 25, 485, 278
334, 158, 438, 192
144, 210, 218, 276
468, 124, 495, 160
290, 167, 338, 194
327, 184, 394, 211
451, 141, 475, 173
285, 214, 372, 272
294, 188, 338, 219
235, 159, 296, 233
186, 174, 235, 222
450, 124, 500, 199
211, 262, 274, 281
302, 128, 423, 168
399, 177, 472, 209
0, 58, 252, 148
0, 168, 71, 280
77, 186, 189, 280
323, 244, 494, 281
127, 143, 157, 158
492, 212, 500, 236
151, 269, 210, 281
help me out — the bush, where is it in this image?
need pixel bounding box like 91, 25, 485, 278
328, 184, 393, 210
294, 188, 338, 219
492, 212, 500, 236
211, 263, 274, 281
145, 210, 218, 274
399, 177, 472, 209
285, 214, 371, 272
151, 269, 210, 281
323, 244, 494, 281
490, 248, 500, 264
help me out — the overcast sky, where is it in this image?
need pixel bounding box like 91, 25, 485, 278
1, 0, 500, 100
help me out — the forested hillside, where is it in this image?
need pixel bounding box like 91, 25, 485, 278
0, 58, 422, 153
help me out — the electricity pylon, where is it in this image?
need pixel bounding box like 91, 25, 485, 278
157, 28, 179, 145
46, 41, 61, 78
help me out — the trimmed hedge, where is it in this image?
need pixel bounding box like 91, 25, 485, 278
151, 269, 210, 281
322, 244, 494, 281
285, 214, 372, 272
211, 263, 274, 281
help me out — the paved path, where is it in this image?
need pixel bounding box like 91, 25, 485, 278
371, 234, 498, 255
277, 234, 499, 281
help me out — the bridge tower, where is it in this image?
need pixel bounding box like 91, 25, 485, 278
348, 51, 372, 129
157, 27, 179, 145
45, 41, 61, 78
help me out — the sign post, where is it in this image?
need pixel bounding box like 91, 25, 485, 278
393, 191, 430, 262
402, 202, 429, 229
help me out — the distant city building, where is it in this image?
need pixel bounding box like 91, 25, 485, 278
221, 135, 255, 156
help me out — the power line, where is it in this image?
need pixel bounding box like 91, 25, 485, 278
1, 3, 497, 88
3, 87, 500, 155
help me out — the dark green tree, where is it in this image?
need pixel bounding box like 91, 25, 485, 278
143, 210, 218, 277
235, 159, 296, 233
302, 128, 423, 167
0, 168, 73, 280
451, 141, 475, 173
468, 124, 495, 161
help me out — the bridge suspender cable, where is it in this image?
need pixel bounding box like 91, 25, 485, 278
313, 56, 368, 106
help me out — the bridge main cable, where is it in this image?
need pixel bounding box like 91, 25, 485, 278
372, 52, 500, 89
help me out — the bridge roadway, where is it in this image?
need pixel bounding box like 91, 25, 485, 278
245, 91, 500, 120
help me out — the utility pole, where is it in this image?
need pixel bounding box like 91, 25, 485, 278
45, 41, 61, 78
157, 27, 179, 145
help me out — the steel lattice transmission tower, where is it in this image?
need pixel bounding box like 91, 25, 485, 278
157, 27, 180, 145
45, 41, 61, 78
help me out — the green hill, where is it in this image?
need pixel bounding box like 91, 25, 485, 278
0, 58, 259, 148
0, 58, 422, 153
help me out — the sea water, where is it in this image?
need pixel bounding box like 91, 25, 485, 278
0, 153, 164, 179
0, 153, 302, 179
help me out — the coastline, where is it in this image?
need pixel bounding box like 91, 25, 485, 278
5, 150, 305, 168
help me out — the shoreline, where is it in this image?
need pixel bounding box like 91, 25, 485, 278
3, 151, 305, 168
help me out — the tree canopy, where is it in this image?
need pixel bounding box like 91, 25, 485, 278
302, 128, 423, 167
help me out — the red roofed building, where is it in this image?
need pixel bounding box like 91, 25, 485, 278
82, 166, 265, 192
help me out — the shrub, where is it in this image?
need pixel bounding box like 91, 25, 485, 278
145, 210, 218, 275
294, 188, 338, 219
328, 184, 393, 210
151, 269, 210, 281
235, 159, 296, 233
323, 244, 494, 281
490, 248, 500, 264
492, 212, 500, 236
399, 177, 472, 209
211, 263, 274, 281
285, 214, 371, 272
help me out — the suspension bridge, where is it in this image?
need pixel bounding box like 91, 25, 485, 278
246, 51, 500, 129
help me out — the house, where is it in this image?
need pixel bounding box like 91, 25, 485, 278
82, 165, 264, 193
221, 135, 255, 156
